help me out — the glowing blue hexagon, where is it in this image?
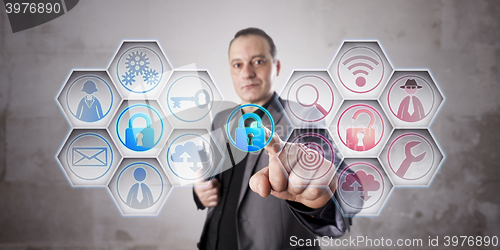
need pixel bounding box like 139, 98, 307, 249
107, 100, 173, 158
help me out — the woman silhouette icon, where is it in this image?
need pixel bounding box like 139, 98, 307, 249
75, 80, 104, 122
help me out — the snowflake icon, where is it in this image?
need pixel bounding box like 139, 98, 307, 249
143, 69, 160, 85
125, 51, 150, 76
121, 71, 136, 86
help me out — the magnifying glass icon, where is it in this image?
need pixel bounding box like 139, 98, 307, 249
296, 84, 328, 116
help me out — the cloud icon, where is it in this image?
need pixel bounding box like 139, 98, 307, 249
170, 141, 210, 172
341, 170, 380, 201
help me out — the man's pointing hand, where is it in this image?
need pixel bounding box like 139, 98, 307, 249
249, 128, 338, 209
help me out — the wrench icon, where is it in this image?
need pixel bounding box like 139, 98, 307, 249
396, 141, 426, 178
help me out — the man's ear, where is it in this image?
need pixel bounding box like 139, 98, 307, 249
276, 59, 281, 77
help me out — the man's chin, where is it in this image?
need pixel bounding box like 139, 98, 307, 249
240, 91, 262, 104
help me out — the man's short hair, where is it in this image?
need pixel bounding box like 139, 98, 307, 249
229, 27, 277, 61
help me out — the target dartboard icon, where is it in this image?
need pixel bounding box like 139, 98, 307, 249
297, 142, 325, 171
286, 132, 335, 181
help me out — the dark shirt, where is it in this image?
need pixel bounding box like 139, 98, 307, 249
206, 96, 275, 250
211, 154, 247, 250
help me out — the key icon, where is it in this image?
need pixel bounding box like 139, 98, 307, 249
171, 96, 194, 108
170, 89, 210, 109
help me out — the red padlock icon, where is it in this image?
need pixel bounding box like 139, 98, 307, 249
346, 109, 376, 151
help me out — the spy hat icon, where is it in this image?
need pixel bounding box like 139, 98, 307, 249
400, 79, 422, 89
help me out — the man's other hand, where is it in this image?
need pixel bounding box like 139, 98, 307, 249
249, 128, 338, 209
194, 179, 221, 208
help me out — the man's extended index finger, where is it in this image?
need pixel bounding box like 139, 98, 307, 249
263, 126, 284, 155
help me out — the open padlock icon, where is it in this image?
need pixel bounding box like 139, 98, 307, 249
346, 109, 376, 151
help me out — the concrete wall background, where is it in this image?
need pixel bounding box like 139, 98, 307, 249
0, 0, 499, 249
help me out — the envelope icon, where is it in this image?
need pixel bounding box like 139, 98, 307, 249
72, 147, 108, 167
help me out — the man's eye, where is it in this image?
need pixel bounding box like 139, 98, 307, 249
254, 59, 265, 65
233, 63, 241, 68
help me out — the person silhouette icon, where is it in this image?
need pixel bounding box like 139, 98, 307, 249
126, 167, 155, 209
397, 79, 425, 122
75, 80, 104, 122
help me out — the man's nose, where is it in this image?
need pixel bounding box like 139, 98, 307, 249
242, 64, 256, 79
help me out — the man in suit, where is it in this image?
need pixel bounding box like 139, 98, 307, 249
193, 27, 349, 250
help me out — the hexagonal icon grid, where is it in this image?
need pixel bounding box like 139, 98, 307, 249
379, 70, 445, 128
108, 100, 173, 158
159, 69, 224, 129
379, 129, 444, 187
277, 128, 343, 188
56, 129, 123, 187
56, 70, 122, 128
328, 41, 394, 99
107, 158, 172, 216
107, 41, 173, 100
333, 158, 394, 217
330, 100, 393, 157
279, 70, 343, 128
159, 129, 224, 186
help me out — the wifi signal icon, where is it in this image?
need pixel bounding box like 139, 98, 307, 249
342, 55, 380, 87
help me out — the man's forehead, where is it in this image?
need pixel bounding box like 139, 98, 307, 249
229, 35, 271, 60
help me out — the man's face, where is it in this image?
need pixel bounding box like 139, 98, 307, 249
404, 86, 418, 95
229, 35, 280, 104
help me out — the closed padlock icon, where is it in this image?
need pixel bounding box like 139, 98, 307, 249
125, 113, 156, 151
235, 113, 266, 151
346, 109, 376, 151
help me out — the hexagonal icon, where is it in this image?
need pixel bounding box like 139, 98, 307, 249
56, 129, 122, 187
56, 70, 121, 128
379, 129, 445, 187
158, 70, 223, 128
334, 158, 393, 217
204, 96, 293, 175
107, 41, 173, 100
226, 104, 277, 153
159, 129, 224, 186
107, 158, 172, 216
279, 70, 343, 127
330, 100, 393, 157
277, 128, 343, 188
108, 100, 172, 157
379, 70, 445, 128
328, 41, 393, 99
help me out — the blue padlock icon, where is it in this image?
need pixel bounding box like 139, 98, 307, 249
236, 113, 266, 151
125, 113, 155, 151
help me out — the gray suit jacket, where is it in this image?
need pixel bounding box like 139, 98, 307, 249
194, 94, 350, 250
